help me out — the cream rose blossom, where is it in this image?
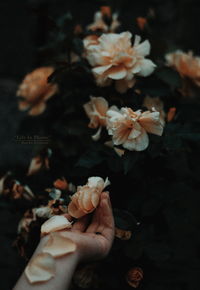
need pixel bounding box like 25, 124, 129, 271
68, 177, 110, 218
83, 96, 109, 140
106, 106, 163, 151
166, 50, 200, 86
83, 32, 156, 93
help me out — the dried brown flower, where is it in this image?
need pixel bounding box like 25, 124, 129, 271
115, 227, 132, 240
126, 267, 144, 288
53, 178, 68, 191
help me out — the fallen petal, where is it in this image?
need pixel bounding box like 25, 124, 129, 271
42, 232, 76, 257
41, 215, 72, 234
25, 253, 55, 284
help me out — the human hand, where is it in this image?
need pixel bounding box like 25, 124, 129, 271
58, 191, 115, 263
14, 191, 114, 290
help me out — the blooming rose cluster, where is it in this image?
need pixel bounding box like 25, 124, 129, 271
166, 50, 200, 86
83, 32, 156, 93
84, 96, 164, 151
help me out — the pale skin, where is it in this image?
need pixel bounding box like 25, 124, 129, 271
14, 191, 114, 290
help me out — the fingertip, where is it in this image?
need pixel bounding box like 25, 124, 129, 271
101, 191, 109, 200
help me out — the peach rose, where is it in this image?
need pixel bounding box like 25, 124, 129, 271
87, 9, 120, 33
106, 106, 163, 151
83, 32, 156, 93
166, 50, 200, 86
83, 96, 109, 140
68, 177, 110, 218
17, 67, 58, 116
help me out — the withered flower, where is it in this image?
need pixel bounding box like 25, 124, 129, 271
53, 177, 68, 191
115, 227, 132, 240
126, 267, 144, 288
73, 263, 99, 289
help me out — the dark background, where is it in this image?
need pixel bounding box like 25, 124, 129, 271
0, 0, 200, 289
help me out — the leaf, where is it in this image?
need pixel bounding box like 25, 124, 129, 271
122, 151, 140, 174
155, 67, 182, 89
141, 198, 163, 217
76, 150, 105, 169
144, 242, 171, 261
113, 208, 139, 230
106, 155, 123, 173
72, 38, 84, 56
56, 12, 73, 28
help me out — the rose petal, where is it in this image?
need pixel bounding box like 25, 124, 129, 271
107, 65, 127, 80
41, 215, 72, 234
29, 102, 46, 116
68, 200, 85, 218
114, 147, 125, 157
92, 126, 102, 141
87, 177, 104, 188
135, 39, 150, 56
91, 192, 100, 208
25, 253, 55, 284
80, 189, 94, 211
18, 100, 30, 111
34, 207, 52, 219
42, 232, 76, 257
137, 59, 156, 77
92, 64, 112, 75
123, 129, 149, 151
139, 111, 163, 136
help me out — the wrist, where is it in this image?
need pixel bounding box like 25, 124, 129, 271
39, 233, 81, 265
